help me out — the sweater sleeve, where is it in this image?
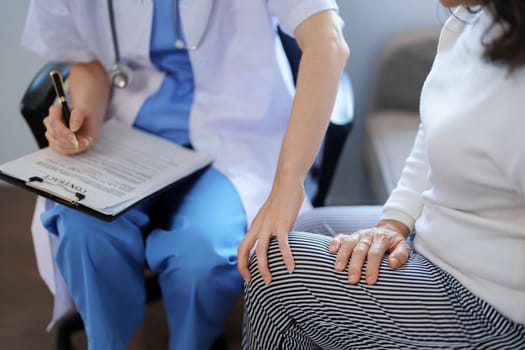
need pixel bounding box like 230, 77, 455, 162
381, 123, 431, 231
507, 151, 525, 200
267, 0, 342, 38
499, 113, 525, 200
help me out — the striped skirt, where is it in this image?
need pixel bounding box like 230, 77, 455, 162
242, 229, 525, 349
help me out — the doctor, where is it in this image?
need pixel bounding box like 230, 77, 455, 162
22, 0, 349, 349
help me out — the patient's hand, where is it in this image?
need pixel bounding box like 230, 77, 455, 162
330, 221, 411, 285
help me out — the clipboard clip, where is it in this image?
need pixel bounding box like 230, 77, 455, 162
27, 176, 86, 205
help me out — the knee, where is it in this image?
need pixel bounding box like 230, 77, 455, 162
46, 205, 146, 266
44, 206, 100, 252
247, 237, 284, 280
248, 232, 332, 281
180, 236, 239, 282
148, 229, 239, 283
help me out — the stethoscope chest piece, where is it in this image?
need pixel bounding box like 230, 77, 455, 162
110, 63, 132, 89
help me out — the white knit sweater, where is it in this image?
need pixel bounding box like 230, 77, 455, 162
381, 7, 525, 324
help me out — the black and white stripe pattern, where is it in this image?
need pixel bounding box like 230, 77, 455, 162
293, 205, 383, 236
243, 232, 525, 349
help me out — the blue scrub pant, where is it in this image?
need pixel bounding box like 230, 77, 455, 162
41, 167, 246, 350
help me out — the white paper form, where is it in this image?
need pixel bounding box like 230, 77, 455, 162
0, 120, 213, 216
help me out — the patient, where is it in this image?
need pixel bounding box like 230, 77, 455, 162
242, 0, 525, 348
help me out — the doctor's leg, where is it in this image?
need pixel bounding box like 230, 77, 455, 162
41, 202, 153, 350
145, 167, 246, 350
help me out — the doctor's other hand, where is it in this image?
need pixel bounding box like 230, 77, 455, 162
330, 220, 411, 285
237, 178, 305, 285
43, 105, 96, 155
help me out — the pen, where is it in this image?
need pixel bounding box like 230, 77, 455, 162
49, 70, 79, 149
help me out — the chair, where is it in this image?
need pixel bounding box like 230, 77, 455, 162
20, 30, 354, 350
362, 28, 439, 203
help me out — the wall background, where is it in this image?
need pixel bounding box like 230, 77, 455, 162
331, 0, 448, 204
0, 0, 43, 164
0, 0, 447, 204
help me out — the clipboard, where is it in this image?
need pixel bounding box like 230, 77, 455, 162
0, 167, 208, 222
0, 120, 213, 222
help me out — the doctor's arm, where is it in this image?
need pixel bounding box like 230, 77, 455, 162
43, 61, 110, 155
237, 9, 349, 283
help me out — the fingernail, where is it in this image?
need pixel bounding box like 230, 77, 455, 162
81, 137, 92, 147
390, 257, 399, 267
264, 278, 271, 285
286, 264, 294, 273
71, 136, 79, 149
349, 274, 357, 282
70, 125, 80, 133
335, 261, 343, 269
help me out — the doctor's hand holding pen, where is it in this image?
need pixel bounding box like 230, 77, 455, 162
237, 9, 350, 285
44, 61, 110, 155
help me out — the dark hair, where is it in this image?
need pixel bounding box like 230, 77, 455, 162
479, 0, 525, 71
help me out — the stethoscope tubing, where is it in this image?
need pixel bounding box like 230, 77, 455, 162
107, 0, 120, 64
107, 0, 216, 88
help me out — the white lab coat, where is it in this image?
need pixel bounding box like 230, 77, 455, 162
22, 0, 341, 328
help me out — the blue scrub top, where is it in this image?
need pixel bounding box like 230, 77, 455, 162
134, 0, 193, 146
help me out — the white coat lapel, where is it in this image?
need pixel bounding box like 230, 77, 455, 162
179, 0, 215, 50
111, 0, 153, 64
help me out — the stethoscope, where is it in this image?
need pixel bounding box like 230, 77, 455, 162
107, 0, 215, 89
